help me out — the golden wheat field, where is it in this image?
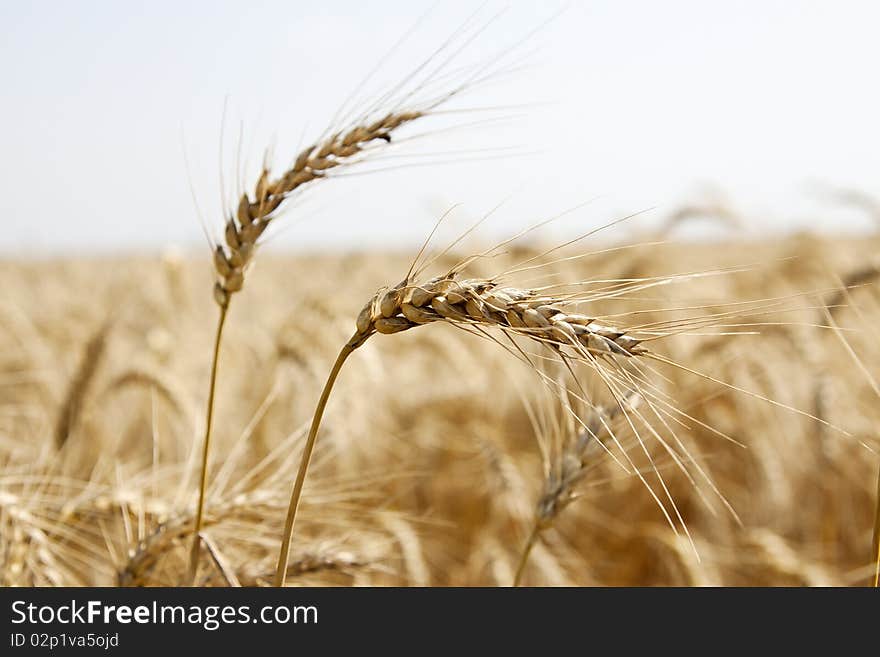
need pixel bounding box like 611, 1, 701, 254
3, 3, 880, 590
2, 230, 878, 587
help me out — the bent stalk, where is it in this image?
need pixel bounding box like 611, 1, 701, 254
274, 336, 359, 586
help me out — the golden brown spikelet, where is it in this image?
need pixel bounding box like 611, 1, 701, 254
351, 272, 647, 360
212, 111, 424, 308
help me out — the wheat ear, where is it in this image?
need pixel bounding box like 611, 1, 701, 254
187, 109, 431, 585
54, 321, 110, 449
274, 266, 647, 585
513, 395, 634, 586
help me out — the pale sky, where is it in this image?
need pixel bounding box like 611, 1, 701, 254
1, 1, 879, 254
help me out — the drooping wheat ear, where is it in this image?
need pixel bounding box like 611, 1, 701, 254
513, 393, 637, 586
355, 273, 649, 356
273, 267, 649, 586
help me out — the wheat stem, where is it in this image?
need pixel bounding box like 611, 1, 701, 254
274, 335, 359, 587
186, 303, 229, 586
513, 524, 540, 587
872, 461, 880, 587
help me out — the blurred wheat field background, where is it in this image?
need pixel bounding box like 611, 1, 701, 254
2, 229, 878, 586
3, 2, 880, 589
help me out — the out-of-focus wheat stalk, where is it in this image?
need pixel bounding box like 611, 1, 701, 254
54, 321, 110, 449
513, 393, 637, 586
815, 262, 880, 587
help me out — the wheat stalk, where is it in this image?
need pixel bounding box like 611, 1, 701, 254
183, 7, 539, 583
813, 262, 880, 586
273, 262, 650, 585
186, 106, 473, 584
